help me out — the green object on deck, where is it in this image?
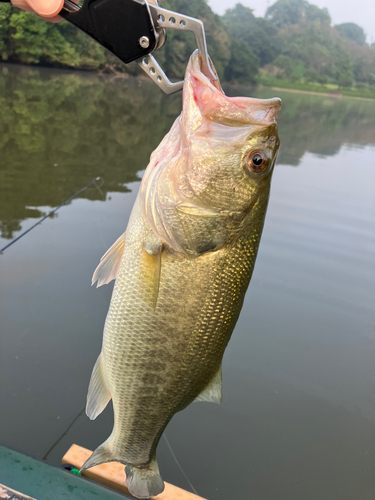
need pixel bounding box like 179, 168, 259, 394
0, 446, 128, 500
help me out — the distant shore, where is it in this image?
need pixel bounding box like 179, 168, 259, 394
258, 77, 375, 101
264, 86, 375, 102
2, 60, 375, 101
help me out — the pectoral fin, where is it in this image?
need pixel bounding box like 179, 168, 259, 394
194, 365, 222, 404
92, 232, 126, 287
142, 240, 163, 309
86, 353, 111, 420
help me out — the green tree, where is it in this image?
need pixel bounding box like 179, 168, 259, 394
158, 0, 231, 80
348, 43, 375, 83
224, 40, 259, 84
266, 0, 331, 29
222, 4, 280, 66
0, 0, 373, 91
335, 23, 367, 46
337, 55, 354, 88
272, 22, 350, 83
0, 3, 11, 57
271, 54, 305, 80
272, 54, 293, 76
8, 10, 106, 68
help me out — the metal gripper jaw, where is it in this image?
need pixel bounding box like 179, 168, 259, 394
59, 0, 216, 94
136, 3, 217, 94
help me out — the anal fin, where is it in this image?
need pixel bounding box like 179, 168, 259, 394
194, 365, 222, 404
92, 232, 126, 288
86, 353, 111, 420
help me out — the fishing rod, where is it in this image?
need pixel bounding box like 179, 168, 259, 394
0, 177, 103, 255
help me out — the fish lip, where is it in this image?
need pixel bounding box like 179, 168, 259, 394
186, 52, 282, 127
228, 96, 282, 125
230, 95, 282, 110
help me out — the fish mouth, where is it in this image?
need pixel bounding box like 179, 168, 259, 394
230, 96, 282, 125
185, 50, 281, 128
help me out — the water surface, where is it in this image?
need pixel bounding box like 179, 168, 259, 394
0, 64, 374, 500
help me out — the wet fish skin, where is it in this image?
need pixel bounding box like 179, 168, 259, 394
81, 52, 281, 499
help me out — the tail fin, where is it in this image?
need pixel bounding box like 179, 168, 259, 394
80, 442, 113, 472
125, 456, 164, 499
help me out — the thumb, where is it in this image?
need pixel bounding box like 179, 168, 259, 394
24, 0, 64, 17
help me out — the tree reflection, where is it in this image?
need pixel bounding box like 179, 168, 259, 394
1, 65, 374, 238
0, 65, 181, 238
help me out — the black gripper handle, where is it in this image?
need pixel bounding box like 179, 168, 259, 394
1, 0, 157, 65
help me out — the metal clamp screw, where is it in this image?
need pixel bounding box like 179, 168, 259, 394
139, 36, 150, 48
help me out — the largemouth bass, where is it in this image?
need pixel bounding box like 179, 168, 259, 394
81, 51, 281, 499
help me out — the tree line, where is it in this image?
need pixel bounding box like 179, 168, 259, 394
0, 0, 374, 91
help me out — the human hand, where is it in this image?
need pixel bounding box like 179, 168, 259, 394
11, 0, 64, 22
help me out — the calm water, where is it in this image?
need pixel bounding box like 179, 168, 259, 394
0, 64, 375, 500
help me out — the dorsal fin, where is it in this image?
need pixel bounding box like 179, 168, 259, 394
92, 232, 126, 288
194, 365, 222, 404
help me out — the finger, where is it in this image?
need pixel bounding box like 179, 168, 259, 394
24, 0, 63, 18
39, 13, 62, 22
11, 0, 34, 12
11, 0, 62, 22
48, 0, 79, 22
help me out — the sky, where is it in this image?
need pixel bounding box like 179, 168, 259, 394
207, 0, 375, 43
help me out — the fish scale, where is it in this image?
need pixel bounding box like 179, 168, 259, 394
82, 52, 281, 499
102, 195, 267, 464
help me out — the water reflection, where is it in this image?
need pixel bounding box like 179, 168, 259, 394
1, 64, 375, 238
226, 84, 375, 165
0, 64, 181, 238
0, 63, 374, 500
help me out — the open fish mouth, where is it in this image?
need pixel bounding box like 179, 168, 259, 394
140, 50, 281, 257
184, 50, 281, 127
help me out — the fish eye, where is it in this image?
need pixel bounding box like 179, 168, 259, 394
247, 150, 269, 174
